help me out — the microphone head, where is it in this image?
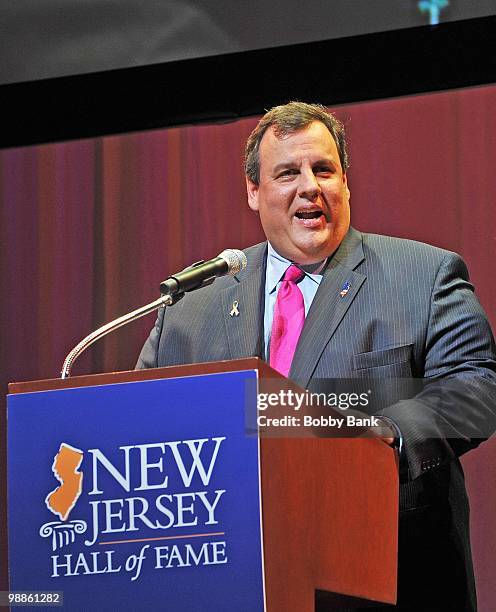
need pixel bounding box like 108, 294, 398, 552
219, 249, 247, 275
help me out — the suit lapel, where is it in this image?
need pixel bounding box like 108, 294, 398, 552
290, 228, 366, 386
221, 243, 267, 359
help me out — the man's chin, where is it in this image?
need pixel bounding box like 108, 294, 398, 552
269, 227, 346, 264
289, 243, 338, 265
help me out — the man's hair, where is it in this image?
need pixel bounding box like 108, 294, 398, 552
244, 101, 348, 184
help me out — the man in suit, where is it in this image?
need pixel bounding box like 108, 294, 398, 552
138, 102, 496, 610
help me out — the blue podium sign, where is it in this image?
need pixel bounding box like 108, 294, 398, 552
8, 370, 265, 611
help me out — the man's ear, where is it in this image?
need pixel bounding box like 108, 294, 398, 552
246, 176, 260, 212
343, 172, 351, 201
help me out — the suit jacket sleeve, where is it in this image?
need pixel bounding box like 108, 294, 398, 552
380, 251, 496, 480
136, 307, 165, 369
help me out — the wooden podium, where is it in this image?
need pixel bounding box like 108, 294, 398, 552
8, 358, 398, 611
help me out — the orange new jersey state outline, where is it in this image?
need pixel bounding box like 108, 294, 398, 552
45, 443, 84, 521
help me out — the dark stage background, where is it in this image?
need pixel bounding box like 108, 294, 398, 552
1, 84, 496, 609
2, 0, 494, 85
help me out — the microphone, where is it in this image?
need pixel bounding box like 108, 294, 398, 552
61, 248, 247, 378
160, 249, 247, 296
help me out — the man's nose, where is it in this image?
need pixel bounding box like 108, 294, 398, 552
298, 170, 321, 200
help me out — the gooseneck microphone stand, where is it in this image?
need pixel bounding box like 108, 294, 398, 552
60, 248, 247, 379
60, 294, 173, 379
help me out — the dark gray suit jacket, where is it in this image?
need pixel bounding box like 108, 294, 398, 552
138, 227, 496, 610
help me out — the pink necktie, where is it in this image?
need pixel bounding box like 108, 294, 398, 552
270, 265, 305, 376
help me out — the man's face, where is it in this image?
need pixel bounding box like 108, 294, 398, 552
246, 121, 350, 265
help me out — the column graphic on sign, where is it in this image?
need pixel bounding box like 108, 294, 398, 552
45, 442, 84, 521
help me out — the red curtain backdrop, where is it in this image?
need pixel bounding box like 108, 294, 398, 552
1, 84, 495, 608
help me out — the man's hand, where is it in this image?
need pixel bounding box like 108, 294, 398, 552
373, 416, 397, 447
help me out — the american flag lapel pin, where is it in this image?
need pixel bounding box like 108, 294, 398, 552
340, 281, 351, 298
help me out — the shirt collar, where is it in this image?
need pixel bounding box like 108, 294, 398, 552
266, 243, 327, 294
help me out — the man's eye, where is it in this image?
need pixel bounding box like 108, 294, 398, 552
277, 169, 298, 178
314, 166, 332, 174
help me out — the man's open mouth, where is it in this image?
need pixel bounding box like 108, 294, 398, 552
295, 210, 323, 220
